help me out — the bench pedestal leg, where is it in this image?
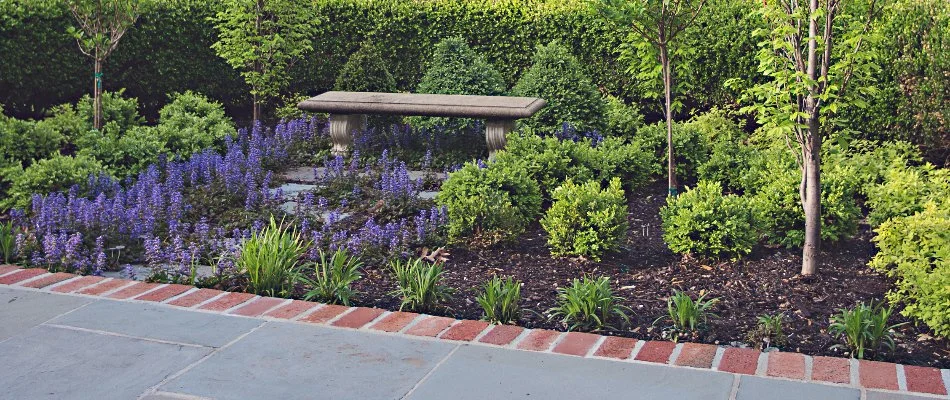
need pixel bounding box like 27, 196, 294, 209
329, 114, 366, 156
485, 119, 515, 158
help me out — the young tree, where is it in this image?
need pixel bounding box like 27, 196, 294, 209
742, 0, 880, 275
211, 0, 316, 122
592, 0, 706, 197
67, 0, 143, 130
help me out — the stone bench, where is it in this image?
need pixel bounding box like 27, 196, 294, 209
297, 91, 546, 156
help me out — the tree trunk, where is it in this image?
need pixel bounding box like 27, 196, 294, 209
93, 55, 102, 130
801, 123, 821, 276
252, 91, 260, 123
659, 43, 677, 197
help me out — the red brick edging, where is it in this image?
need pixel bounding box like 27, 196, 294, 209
2, 266, 948, 397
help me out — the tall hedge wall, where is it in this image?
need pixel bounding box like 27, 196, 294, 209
0, 0, 759, 121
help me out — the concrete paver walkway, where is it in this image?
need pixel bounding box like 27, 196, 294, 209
0, 285, 944, 399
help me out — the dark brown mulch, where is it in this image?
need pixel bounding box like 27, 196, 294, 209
348, 180, 950, 368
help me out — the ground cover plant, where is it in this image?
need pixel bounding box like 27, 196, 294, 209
1, 0, 948, 370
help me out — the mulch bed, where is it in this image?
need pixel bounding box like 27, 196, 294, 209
347, 180, 950, 368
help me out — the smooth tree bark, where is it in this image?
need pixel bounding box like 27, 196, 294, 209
67, 0, 141, 130
593, 0, 706, 197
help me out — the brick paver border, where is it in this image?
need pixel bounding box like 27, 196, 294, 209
1, 266, 948, 398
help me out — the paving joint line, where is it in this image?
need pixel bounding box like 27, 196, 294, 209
505, 326, 533, 349
162, 287, 199, 305
585, 335, 607, 357
400, 344, 461, 400
220, 295, 259, 314
728, 374, 741, 400
136, 320, 268, 400
43, 323, 212, 349
668, 342, 684, 364
44, 275, 83, 291
289, 303, 325, 321
755, 351, 769, 376
628, 339, 646, 360
250, 298, 294, 318
710, 346, 726, 370
13, 272, 53, 287
895, 364, 907, 391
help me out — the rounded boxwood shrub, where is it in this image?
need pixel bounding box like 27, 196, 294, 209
75, 89, 145, 133
77, 124, 166, 179
511, 40, 606, 134
334, 40, 398, 93
633, 121, 711, 182
870, 203, 950, 338
0, 111, 63, 168
409, 36, 506, 132
3, 153, 106, 210
155, 91, 235, 156
436, 157, 541, 246
604, 94, 643, 138
660, 180, 757, 259
541, 178, 628, 260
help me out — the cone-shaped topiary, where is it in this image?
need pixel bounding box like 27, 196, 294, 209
334, 41, 398, 93
512, 41, 605, 134
410, 36, 506, 132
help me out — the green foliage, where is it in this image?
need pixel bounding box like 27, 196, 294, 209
0, 112, 63, 168
603, 94, 644, 138
3, 154, 106, 210
870, 204, 950, 338
333, 40, 398, 93
548, 276, 629, 332
866, 163, 949, 227
657, 290, 719, 340
746, 314, 788, 349
389, 258, 453, 313
237, 216, 309, 297
828, 300, 904, 359
409, 36, 506, 132
0, 220, 16, 264
503, 131, 654, 196
76, 124, 165, 179
301, 249, 362, 306
74, 90, 144, 132
437, 158, 542, 246
476, 276, 523, 325
823, 140, 923, 197
154, 91, 236, 155
660, 181, 757, 259
211, 0, 317, 116
633, 121, 711, 182
691, 110, 753, 190
541, 178, 628, 260
511, 41, 606, 133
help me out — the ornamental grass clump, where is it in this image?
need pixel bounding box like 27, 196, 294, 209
390, 257, 453, 312
746, 313, 788, 350
476, 276, 523, 324
548, 276, 630, 332
238, 216, 309, 297
0, 221, 16, 263
829, 300, 906, 359
301, 249, 362, 306
656, 290, 718, 341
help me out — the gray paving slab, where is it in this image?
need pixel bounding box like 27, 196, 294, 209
0, 325, 210, 399
406, 345, 735, 400
49, 299, 262, 347
865, 390, 947, 400
736, 376, 861, 400
162, 321, 457, 400
0, 286, 93, 341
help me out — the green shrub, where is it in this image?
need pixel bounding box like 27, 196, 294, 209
409, 36, 506, 132
155, 91, 235, 156
333, 40, 397, 93
390, 257, 453, 312
823, 140, 922, 198
633, 121, 711, 182
75, 90, 144, 133
0, 220, 16, 264
603, 94, 644, 138
660, 181, 757, 259
76, 124, 166, 179
541, 178, 627, 260
237, 216, 309, 297
828, 300, 905, 359
866, 163, 949, 227
503, 131, 653, 196
3, 154, 106, 210
301, 249, 362, 306
870, 203, 950, 338
656, 290, 719, 340
0, 112, 64, 168
437, 157, 541, 246
692, 111, 753, 190
476, 276, 523, 325
511, 41, 606, 133
548, 276, 630, 332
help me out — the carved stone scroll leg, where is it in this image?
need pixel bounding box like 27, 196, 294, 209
329, 113, 367, 156
485, 119, 515, 158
